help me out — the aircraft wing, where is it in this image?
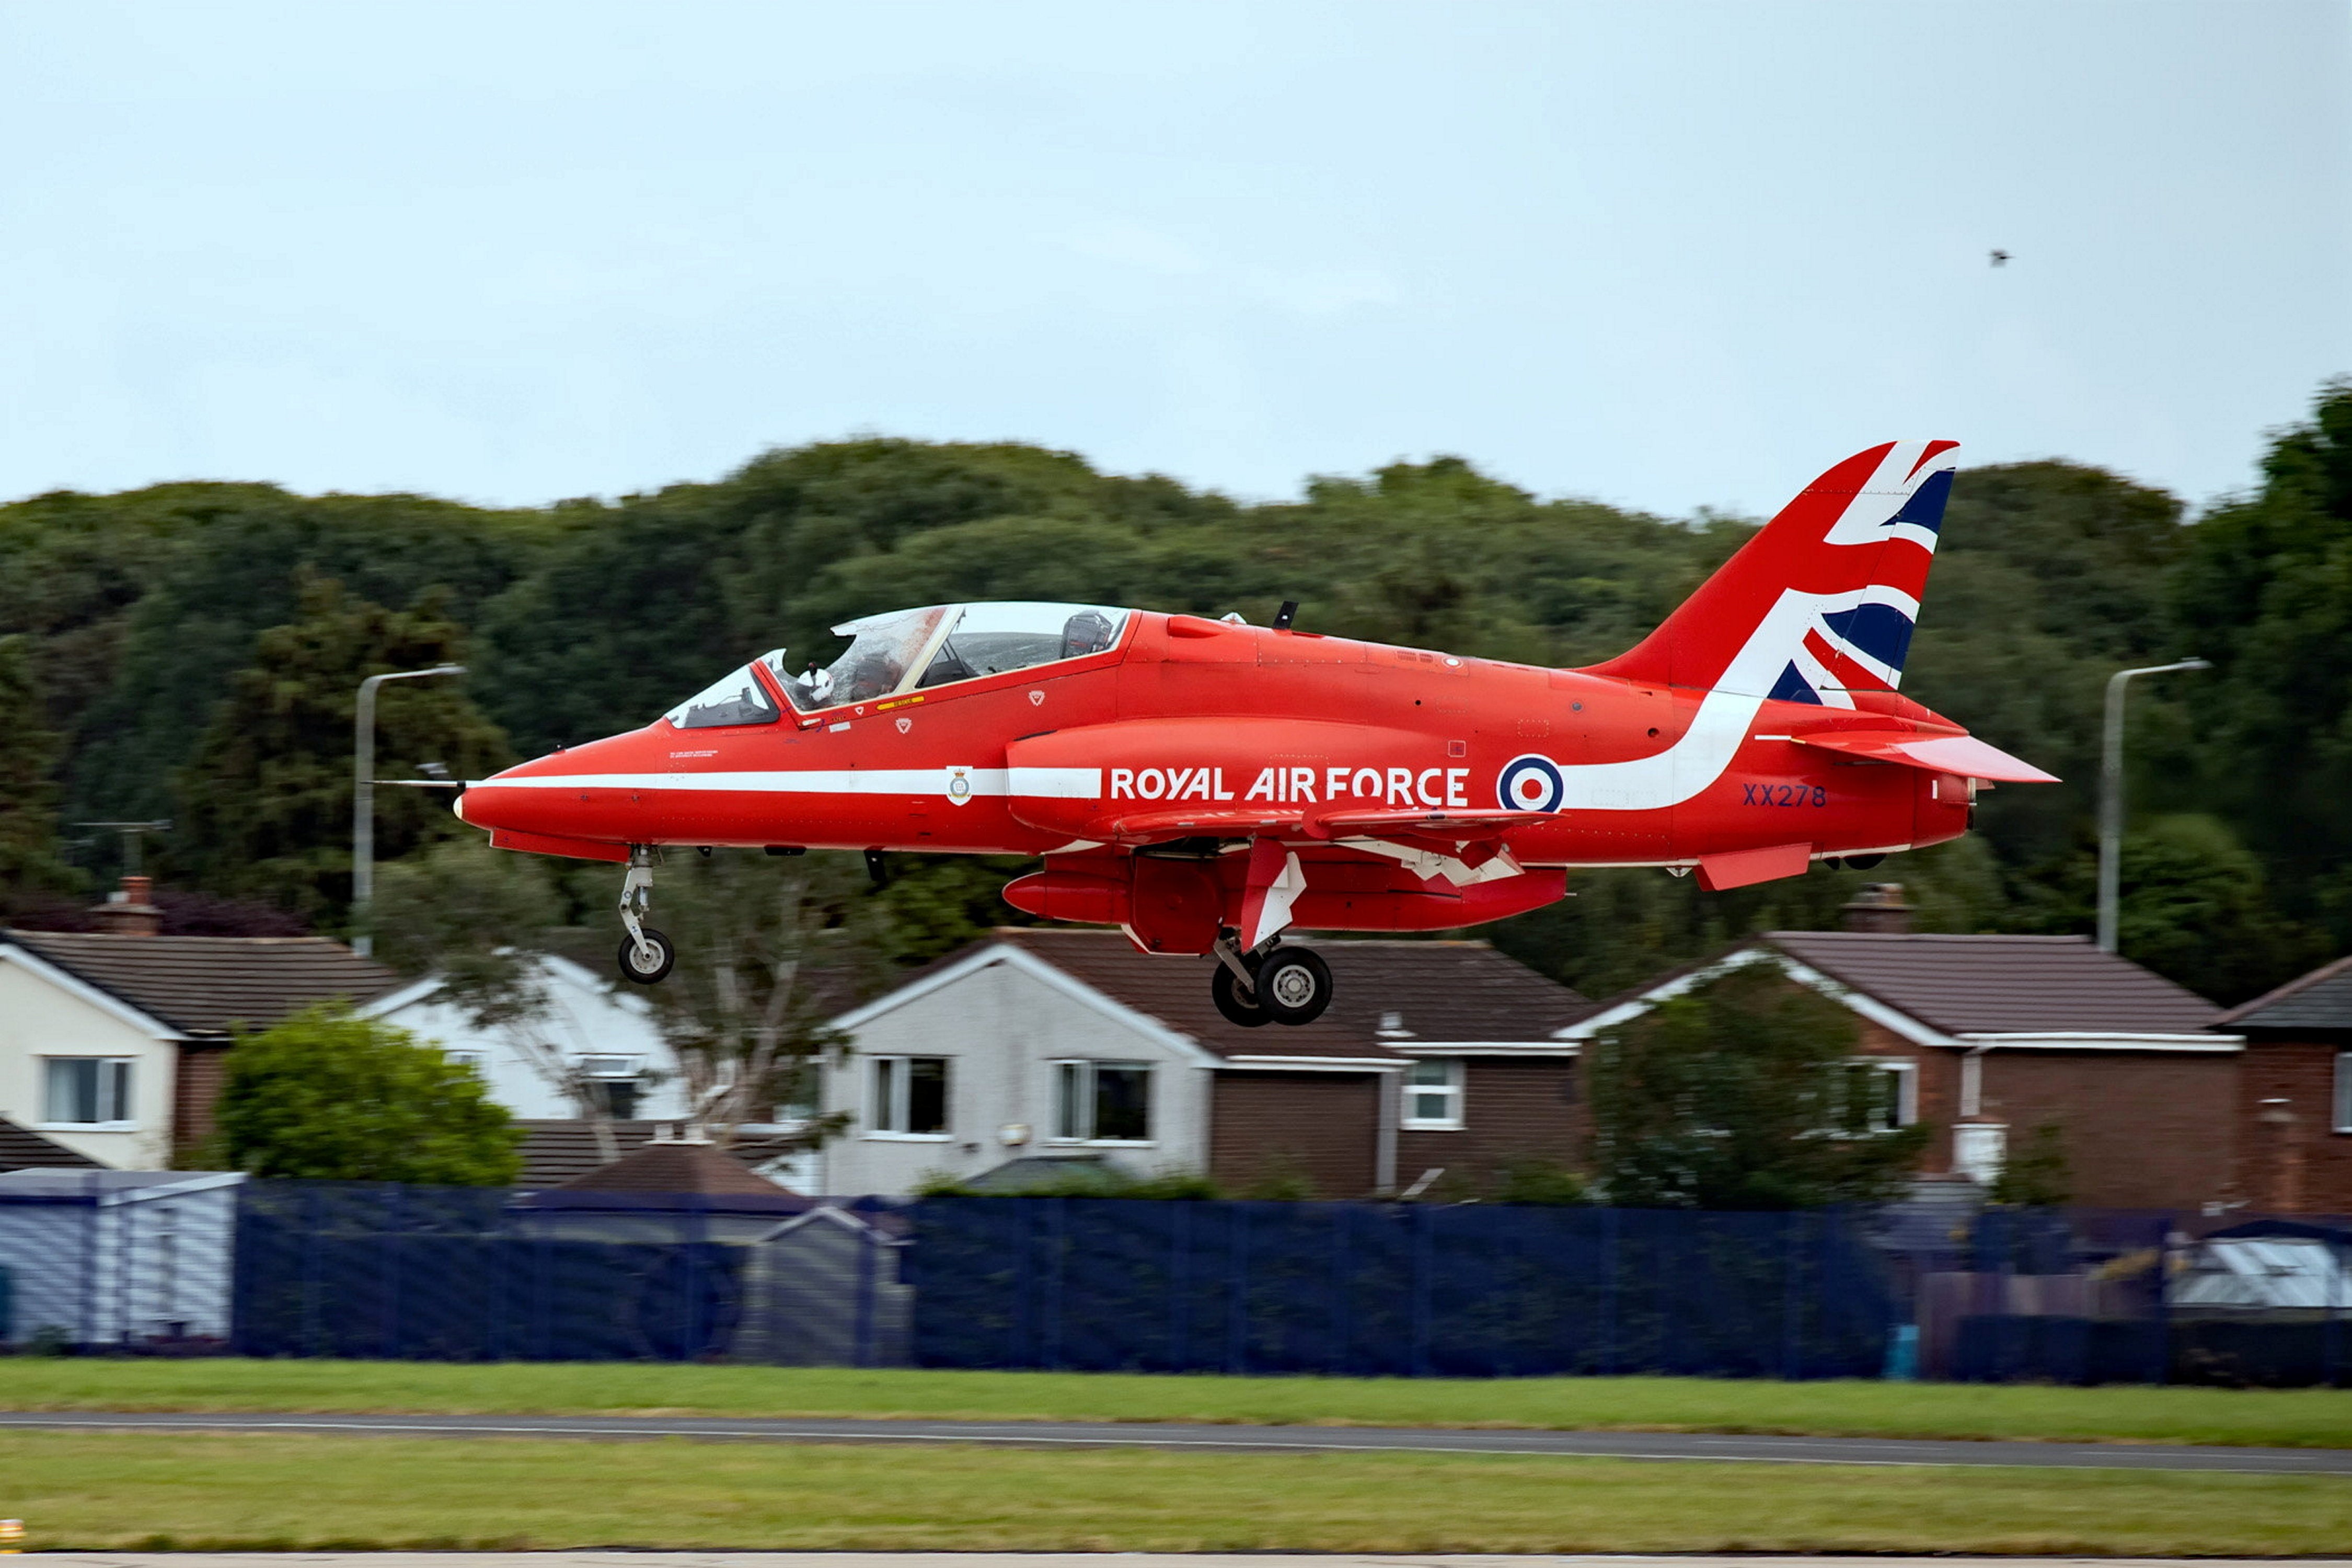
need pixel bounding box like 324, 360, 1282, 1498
1309, 808, 1549, 837
1788, 728, 2058, 783
1094, 807, 1306, 844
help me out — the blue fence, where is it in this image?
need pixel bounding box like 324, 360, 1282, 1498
230, 1184, 744, 1361
906, 1197, 1895, 1378
7, 1180, 2347, 1383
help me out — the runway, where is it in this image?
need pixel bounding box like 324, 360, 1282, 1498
7, 1408, 2352, 1474
27, 1556, 2352, 1568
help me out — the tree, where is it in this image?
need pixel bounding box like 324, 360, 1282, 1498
0, 635, 75, 904
214, 1004, 521, 1184
1989, 1122, 2072, 1207
368, 838, 636, 1152
2009, 814, 2325, 1004
630, 850, 879, 1149
1585, 962, 1929, 1209
171, 571, 512, 920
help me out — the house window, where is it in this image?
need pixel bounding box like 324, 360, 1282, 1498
871, 1055, 950, 1136
2335, 1053, 2352, 1135
575, 1054, 643, 1121
1053, 1062, 1154, 1143
1835, 1059, 1917, 1133
1402, 1058, 1463, 1130
43, 1057, 135, 1127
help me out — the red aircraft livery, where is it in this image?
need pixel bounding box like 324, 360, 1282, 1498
456, 440, 2056, 1026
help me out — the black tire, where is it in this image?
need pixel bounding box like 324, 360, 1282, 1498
1257, 946, 1333, 1025
617, 926, 676, 985
1210, 961, 1271, 1028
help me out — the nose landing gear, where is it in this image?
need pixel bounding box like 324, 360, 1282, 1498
1208, 933, 1332, 1028
616, 848, 675, 984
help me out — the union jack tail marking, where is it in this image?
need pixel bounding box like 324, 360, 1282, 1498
1591, 441, 1959, 706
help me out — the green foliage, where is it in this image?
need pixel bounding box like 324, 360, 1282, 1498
6, 384, 2352, 1002
170, 572, 512, 921
0, 634, 75, 902
1487, 1157, 1592, 1206
215, 1004, 522, 1184
1990, 1123, 2073, 1208
916, 1164, 1224, 1200
1586, 963, 1930, 1209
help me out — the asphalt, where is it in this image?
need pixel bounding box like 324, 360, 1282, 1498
6, 1409, 2352, 1474
28, 1558, 2352, 1568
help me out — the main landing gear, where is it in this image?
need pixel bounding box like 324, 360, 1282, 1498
1210, 933, 1333, 1028
616, 848, 675, 984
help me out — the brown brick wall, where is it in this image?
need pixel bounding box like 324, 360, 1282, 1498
1396, 1057, 1585, 1195
1209, 1070, 1379, 1197
2237, 1037, 2352, 1213
1761, 979, 2238, 1208
1978, 1051, 2237, 1210
173, 1043, 230, 1157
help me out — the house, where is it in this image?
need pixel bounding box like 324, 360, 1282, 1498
0, 879, 399, 1167
361, 953, 689, 1123
818, 929, 1592, 1198
0, 1168, 244, 1347
2217, 953, 2352, 1213
1559, 886, 2240, 1209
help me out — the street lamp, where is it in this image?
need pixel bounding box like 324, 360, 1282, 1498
2097, 658, 2210, 953
352, 664, 465, 957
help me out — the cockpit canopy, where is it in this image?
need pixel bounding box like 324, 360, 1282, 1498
663, 601, 1131, 729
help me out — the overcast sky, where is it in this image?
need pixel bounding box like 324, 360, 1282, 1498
2, 1, 2345, 519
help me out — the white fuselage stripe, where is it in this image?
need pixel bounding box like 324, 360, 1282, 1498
474, 767, 1101, 799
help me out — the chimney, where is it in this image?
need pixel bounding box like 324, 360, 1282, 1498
1841, 882, 1914, 935
92, 874, 163, 937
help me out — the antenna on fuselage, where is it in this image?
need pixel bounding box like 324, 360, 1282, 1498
1272, 600, 1299, 631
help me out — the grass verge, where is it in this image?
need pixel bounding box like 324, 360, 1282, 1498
0, 1431, 2348, 1554
4, 1359, 2352, 1447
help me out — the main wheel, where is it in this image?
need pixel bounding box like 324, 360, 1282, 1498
1256, 947, 1333, 1025
617, 927, 676, 985
1210, 961, 1271, 1028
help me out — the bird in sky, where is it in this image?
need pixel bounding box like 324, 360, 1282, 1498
1990, 249, 2011, 267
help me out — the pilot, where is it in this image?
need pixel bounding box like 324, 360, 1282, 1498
1060, 610, 1114, 659
839, 650, 904, 704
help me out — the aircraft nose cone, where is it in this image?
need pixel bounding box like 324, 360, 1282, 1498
455, 731, 653, 848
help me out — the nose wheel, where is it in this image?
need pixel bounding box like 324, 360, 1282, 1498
615, 850, 675, 984
618, 926, 675, 984
1208, 937, 1332, 1027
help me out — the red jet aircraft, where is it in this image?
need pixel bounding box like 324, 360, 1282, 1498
455, 440, 2055, 1027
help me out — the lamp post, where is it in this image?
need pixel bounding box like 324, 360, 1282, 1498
2098, 658, 2210, 953
352, 664, 465, 956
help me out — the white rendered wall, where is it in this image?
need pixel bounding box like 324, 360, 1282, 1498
372, 955, 689, 1122
817, 951, 1212, 1196
0, 956, 180, 1169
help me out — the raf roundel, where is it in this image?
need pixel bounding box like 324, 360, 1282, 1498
1496, 753, 1565, 813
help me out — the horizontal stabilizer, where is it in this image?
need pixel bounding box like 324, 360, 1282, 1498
1789, 728, 2058, 783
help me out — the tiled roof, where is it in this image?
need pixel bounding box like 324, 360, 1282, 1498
550, 1137, 794, 1196
3, 929, 399, 1037
516, 1120, 803, 1189
976, 929, 1589, 1061
0, 1116, 102, 1172
1764, 931, 2226, 1036
2217, 953, 2352, 1032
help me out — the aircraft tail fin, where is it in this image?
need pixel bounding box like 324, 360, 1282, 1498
1588, 441, 1959, 706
